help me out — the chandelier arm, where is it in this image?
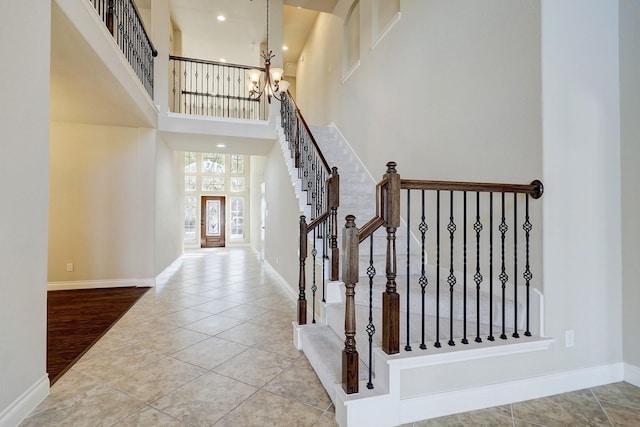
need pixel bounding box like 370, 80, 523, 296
248, 0, 287, 104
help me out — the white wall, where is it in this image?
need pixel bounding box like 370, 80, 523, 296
263, 142, 302, 291
541, 0, 622, 367
298, 0, 542, 184
250, 155, 267, 255
49, 123, 156, 285
155, 135, 184, 275
0, 1, 50, 423
619, 0, 640, 369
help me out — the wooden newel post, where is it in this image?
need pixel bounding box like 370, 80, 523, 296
382, 162, 401, 355
342, 215, 359, 394
298, 216, 308, 325
329, 167, 340, 282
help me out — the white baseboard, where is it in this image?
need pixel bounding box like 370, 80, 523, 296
0, 375, 49, 427
400, 362, 624, 424
625, 362, 640, 387
335, 361, 625, 427
260, 256, 320, 323
47, 278, 154, 291
260, 257, 297, 302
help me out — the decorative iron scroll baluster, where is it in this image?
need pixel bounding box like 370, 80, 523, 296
462, 191, 469, 345
447, 191, 456, 347
512, 193, 519, 338
474, 192, 483, 343
499, 192, 508, 340
405, 190, 412, 352
312, 228, 317, 324
172, 60, 177, 113
367, 235, 376, 389
488, 192, 495, 341
419, 190, 428, 350
435, 190, 441, 348
523, 195, 533, 336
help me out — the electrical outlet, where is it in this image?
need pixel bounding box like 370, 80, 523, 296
66, 263, 74, 272
565, 330, 574, 348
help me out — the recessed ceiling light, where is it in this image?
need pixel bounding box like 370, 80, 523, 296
216, 144, 226, 148
217, 15, 226, 22
282, 45, 289, 51
220, 58, 227, 62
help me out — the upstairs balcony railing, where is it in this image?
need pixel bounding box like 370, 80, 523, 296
89, 0, 157, 97
169, 56, 270, 121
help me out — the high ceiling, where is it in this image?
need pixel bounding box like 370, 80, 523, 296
168, 0, 336, 74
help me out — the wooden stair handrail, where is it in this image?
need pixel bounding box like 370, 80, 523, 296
401, 179, 544, 198
285, 92, 332, 174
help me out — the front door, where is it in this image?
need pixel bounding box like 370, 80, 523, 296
201, 196, 225, 247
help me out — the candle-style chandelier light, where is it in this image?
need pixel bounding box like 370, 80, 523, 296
247, 0, 289, 103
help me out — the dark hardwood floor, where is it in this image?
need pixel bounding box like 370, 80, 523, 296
47, 287, 149, 385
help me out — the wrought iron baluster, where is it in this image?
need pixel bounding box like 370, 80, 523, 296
185, 62, 190, 114
488, 192, 495, 341
322, 218, 328, 303
171, 59, 176, 112
312, 228, 317, 324
198, 62, 203, 114
419, 190, 428, 350
512, 193, 519, 338
499, 192, 508, 340
474, 192, 483, 343
435, 190, 441, 348
367, 235, 376, 389
405, 189, 412, 352
523, 195, 533, 336
447, 191, 456, 347
462, 191, 468, 345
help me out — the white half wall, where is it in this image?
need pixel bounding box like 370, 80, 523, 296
0, 1, 51, 424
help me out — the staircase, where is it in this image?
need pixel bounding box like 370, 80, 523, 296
276, 107, 551, 427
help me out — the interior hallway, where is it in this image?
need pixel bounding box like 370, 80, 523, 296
20, 247, 640, 426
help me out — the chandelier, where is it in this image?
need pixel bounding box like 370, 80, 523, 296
247, 0, 289, 103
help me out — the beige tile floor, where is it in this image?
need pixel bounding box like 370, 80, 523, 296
21, 247, 640, 426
